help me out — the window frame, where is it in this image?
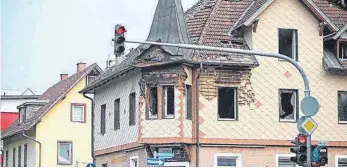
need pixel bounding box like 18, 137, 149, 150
86, 76, 97, 85
338, 41, 347, 61
24, 144, 28, 167
129, 92, 136, 126
336, 155, 347, 167
276, 154, 296, 167
18, 145, 21, 167
129, 156, 139, 167
114, 98, 121, 130
279, 89, 299, 123
100, 104, 106, 135
146, 85, 158, 120
5, 150, 8, 167
70, 103, 86, 123
57, 141, 73, 165
214, 153, 242, 167
185, 84, 192, 120
13, 147, 16, 167
162, 85, 175, 119
217, 87, 238, 121
338, 91, 347, 124
278, 28, 298, 61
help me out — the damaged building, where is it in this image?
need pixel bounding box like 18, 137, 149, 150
81, 0, 347, 167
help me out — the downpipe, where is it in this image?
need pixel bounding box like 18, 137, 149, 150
83, 93, 96, 163
195, 62, 202, 167
22, 130, 41, 167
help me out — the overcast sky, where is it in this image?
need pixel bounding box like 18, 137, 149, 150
1, 0, 198, 95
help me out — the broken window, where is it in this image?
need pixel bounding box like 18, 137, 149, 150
163, 85, 175, 119
218, 87, 237, 120
339, 42, 347, 61
338, 91, 347, 123
147, 86, 158, 119
186, 85, 192, 120
279, 29, 298, 60
279, 89, 298, 122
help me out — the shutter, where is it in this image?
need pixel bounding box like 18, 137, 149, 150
129, 93, 136, 125
114, 99, 120, 129
217, 156, 236, 167
186, 85, 192, 120
73, 106, 84, 121
338, 158, 347, 167
101, 105, 106, 134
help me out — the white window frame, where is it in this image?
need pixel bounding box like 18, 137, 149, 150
279, 89, 298, 122
87, 76, 96, 85
57, 142, 72, 165
163, 85, 175, 119
340, 43, 347, 61
214, 153, 242, 167
217, 87, 238, 121
71, 104, 85, 122
336, 155, 347, 167
276, 154, 297, 167
129, 156, 139, 167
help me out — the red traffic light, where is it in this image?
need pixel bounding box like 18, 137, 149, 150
115, 26, 126, 35
298, 135, 307, 143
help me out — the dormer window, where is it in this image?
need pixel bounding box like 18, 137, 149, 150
339, 42, 347, 61
19, 107, 26, 123
87, 76, 96, 85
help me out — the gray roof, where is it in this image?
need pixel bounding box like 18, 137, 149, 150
323, 48, 347, 75
1, 95, 40, 100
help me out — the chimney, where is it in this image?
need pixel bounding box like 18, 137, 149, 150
77, 62, 86, 72
60, 74, 69, 81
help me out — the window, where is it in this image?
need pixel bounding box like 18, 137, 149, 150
130, 156, 139, 167
279, 89, 298, 122
13, 148, 16, 167
276, 154, 296, 167
57, 142, 72, 165
19, 108, 26, 123
24, 144, 27, 167
218, 87, 238, 120
338, 91, 347, 123
279, 29, 298, 61
101, 163, 108, 167
18, 146, 21, 167
339, 42, 347, 61
336, 155, 347, 167
214, 153, 242, 167
147, 86, 158, 119
163, 85, 175, 119
5, 150, 8, 167
71, 104, 86, 122
129, 92, 136, 126
114, 99, 120, 130
186, 85, 192, 120
101, 104, 106, 134
87, 76, 96, 85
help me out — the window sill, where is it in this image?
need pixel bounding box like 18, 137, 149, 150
57, 162, 72, 165
218, 118, 237, 121
338, 121, 347, 124
163, 115, 175, 119
71, 121, 86, 123
279, 120, 297, 123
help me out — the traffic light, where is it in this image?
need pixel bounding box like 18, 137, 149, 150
113, 24, 126, 57
290, 134, 307, 166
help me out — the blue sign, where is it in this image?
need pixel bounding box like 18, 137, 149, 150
312, 146, 320, 162
147, 158, 165, 166
86, 163, 96, 167
157, 152, 175, 158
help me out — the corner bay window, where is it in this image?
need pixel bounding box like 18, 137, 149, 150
147, 86, 158, 119
163, 85, 175, 119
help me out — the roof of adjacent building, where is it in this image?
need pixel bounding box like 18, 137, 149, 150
313, 0, 347, 28
1, 63, 102, 139
0, 95, 40, 100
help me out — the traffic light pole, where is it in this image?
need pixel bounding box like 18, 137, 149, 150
126, 40, 312, 166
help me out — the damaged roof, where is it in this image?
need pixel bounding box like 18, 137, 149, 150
323, 48, 347, 75
1, 64, 102, 139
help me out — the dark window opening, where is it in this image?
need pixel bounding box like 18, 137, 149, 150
101, 104, 106, 134
218, 87, 237, 120
114, 99, 120, 129
5, 150, 8, 167
279, 89, 298, 122
102, 163, 108, 167
163, 86, 175, 119
186, 85, 192, 120
339, 42, 347, 60
279, 29, 298, 60
24, 144, 27, 167
338, 91, 347, 123
129, 92, 136, 126
147, 86, 158, 119
18, 146, 21, 167
13, 148, 16, 167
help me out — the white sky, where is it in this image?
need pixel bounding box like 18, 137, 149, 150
1, 0, 198, 95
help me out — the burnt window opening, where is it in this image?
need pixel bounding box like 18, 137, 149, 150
147, 86, 158, 119
279, 29, 298, 61
163, 85, 175, 119
186, 85, 192, 120
114, 99, 120, 130
129, 92, 136, 126
339, 42, 347, 61
100, 104, 106, 134
338, 91, 347, 123
279, 89, 298, 122
218, 87, 237, 120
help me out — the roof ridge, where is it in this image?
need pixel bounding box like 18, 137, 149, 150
230, 0, 256, 34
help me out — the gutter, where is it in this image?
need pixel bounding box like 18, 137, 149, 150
83, 93, 95, 163
195, 62, 203, 167
22, 130, 41, 167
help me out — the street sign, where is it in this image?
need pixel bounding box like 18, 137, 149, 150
298, 116, 318, 135
157, 152, 174, 159
147, 158, 165, 166
301, 96, 319, 116
86, 163, 96, 167
318, 141, 328, 146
